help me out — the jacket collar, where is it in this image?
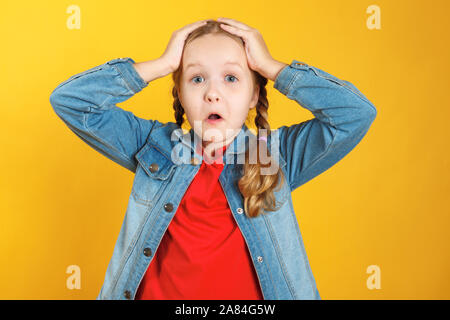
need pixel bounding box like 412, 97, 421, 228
173, 122, 253, 156
149, 122, 285, 168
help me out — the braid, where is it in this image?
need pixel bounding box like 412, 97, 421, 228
172, 86, 185, 127
254, 80, 270, 136
238, 75, 286, 218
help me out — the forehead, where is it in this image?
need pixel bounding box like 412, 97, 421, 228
182, 34, 246, 70
185, 60, 243, 71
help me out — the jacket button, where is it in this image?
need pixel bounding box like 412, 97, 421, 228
191, 157, 200, 165
164, 203, 173, 212
236, 207, 244, 214
149, 163, 159, 173
143, 247, 152, 257
295, 62, 306, 66
124, 290, 132, 299
257, 256, 263, 263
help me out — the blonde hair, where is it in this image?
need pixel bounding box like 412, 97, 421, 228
171, 20, 285, 218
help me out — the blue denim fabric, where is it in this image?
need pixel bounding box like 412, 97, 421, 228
50, 57, 376, 300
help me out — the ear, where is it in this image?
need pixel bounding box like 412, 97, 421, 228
249, 84, 260, 110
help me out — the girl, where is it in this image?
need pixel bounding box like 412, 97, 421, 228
50, 18, 377, 300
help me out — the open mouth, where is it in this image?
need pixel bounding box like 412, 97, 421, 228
208, 113, 222, 120
206, 113, 223, 124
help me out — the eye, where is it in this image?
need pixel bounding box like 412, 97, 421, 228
225, 75, 238, 83
190, 74, 239, 84
191, 75, 203, 84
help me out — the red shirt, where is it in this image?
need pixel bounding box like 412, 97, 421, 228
134, 142, 264, 300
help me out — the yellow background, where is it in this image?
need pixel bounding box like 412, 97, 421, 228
1, 0, 449, 299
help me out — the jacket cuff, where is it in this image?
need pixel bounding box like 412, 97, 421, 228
106, 57, 148, 93
273, 59, 310, 95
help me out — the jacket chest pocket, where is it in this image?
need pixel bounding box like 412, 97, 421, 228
131, 144, 177, 207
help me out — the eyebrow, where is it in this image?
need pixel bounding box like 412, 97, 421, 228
185, 61, 243, 70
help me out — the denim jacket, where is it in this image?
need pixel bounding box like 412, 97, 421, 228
49, 57, 376, 300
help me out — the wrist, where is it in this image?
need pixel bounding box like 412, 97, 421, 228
132, 58, 173, 83
261, 59, 288, 82
157, 57, 177, 74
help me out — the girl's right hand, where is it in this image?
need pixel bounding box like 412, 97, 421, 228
160, 19, 212, 73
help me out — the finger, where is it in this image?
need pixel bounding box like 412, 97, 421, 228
217, 17, 251, 30
219, 23, 248, 40
192, 20, 209, 27
199, 19, 213, 24
194, 19, 211, 24
183, 19, 209, 31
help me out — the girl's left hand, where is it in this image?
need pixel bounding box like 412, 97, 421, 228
217, 17, 278, 79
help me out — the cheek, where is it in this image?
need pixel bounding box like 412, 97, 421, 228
183, 107, 203, 125
228, 104, 251, 124
179, 92, 197, 114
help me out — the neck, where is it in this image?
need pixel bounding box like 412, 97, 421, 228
200, 129, 240, 160
201, 140, 228, 160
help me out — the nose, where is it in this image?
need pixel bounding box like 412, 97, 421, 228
205, 82, 221, 103
206, 94, 220, 103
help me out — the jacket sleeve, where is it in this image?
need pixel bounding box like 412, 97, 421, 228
49, 57, 161, 173
273, 60, 377, 191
